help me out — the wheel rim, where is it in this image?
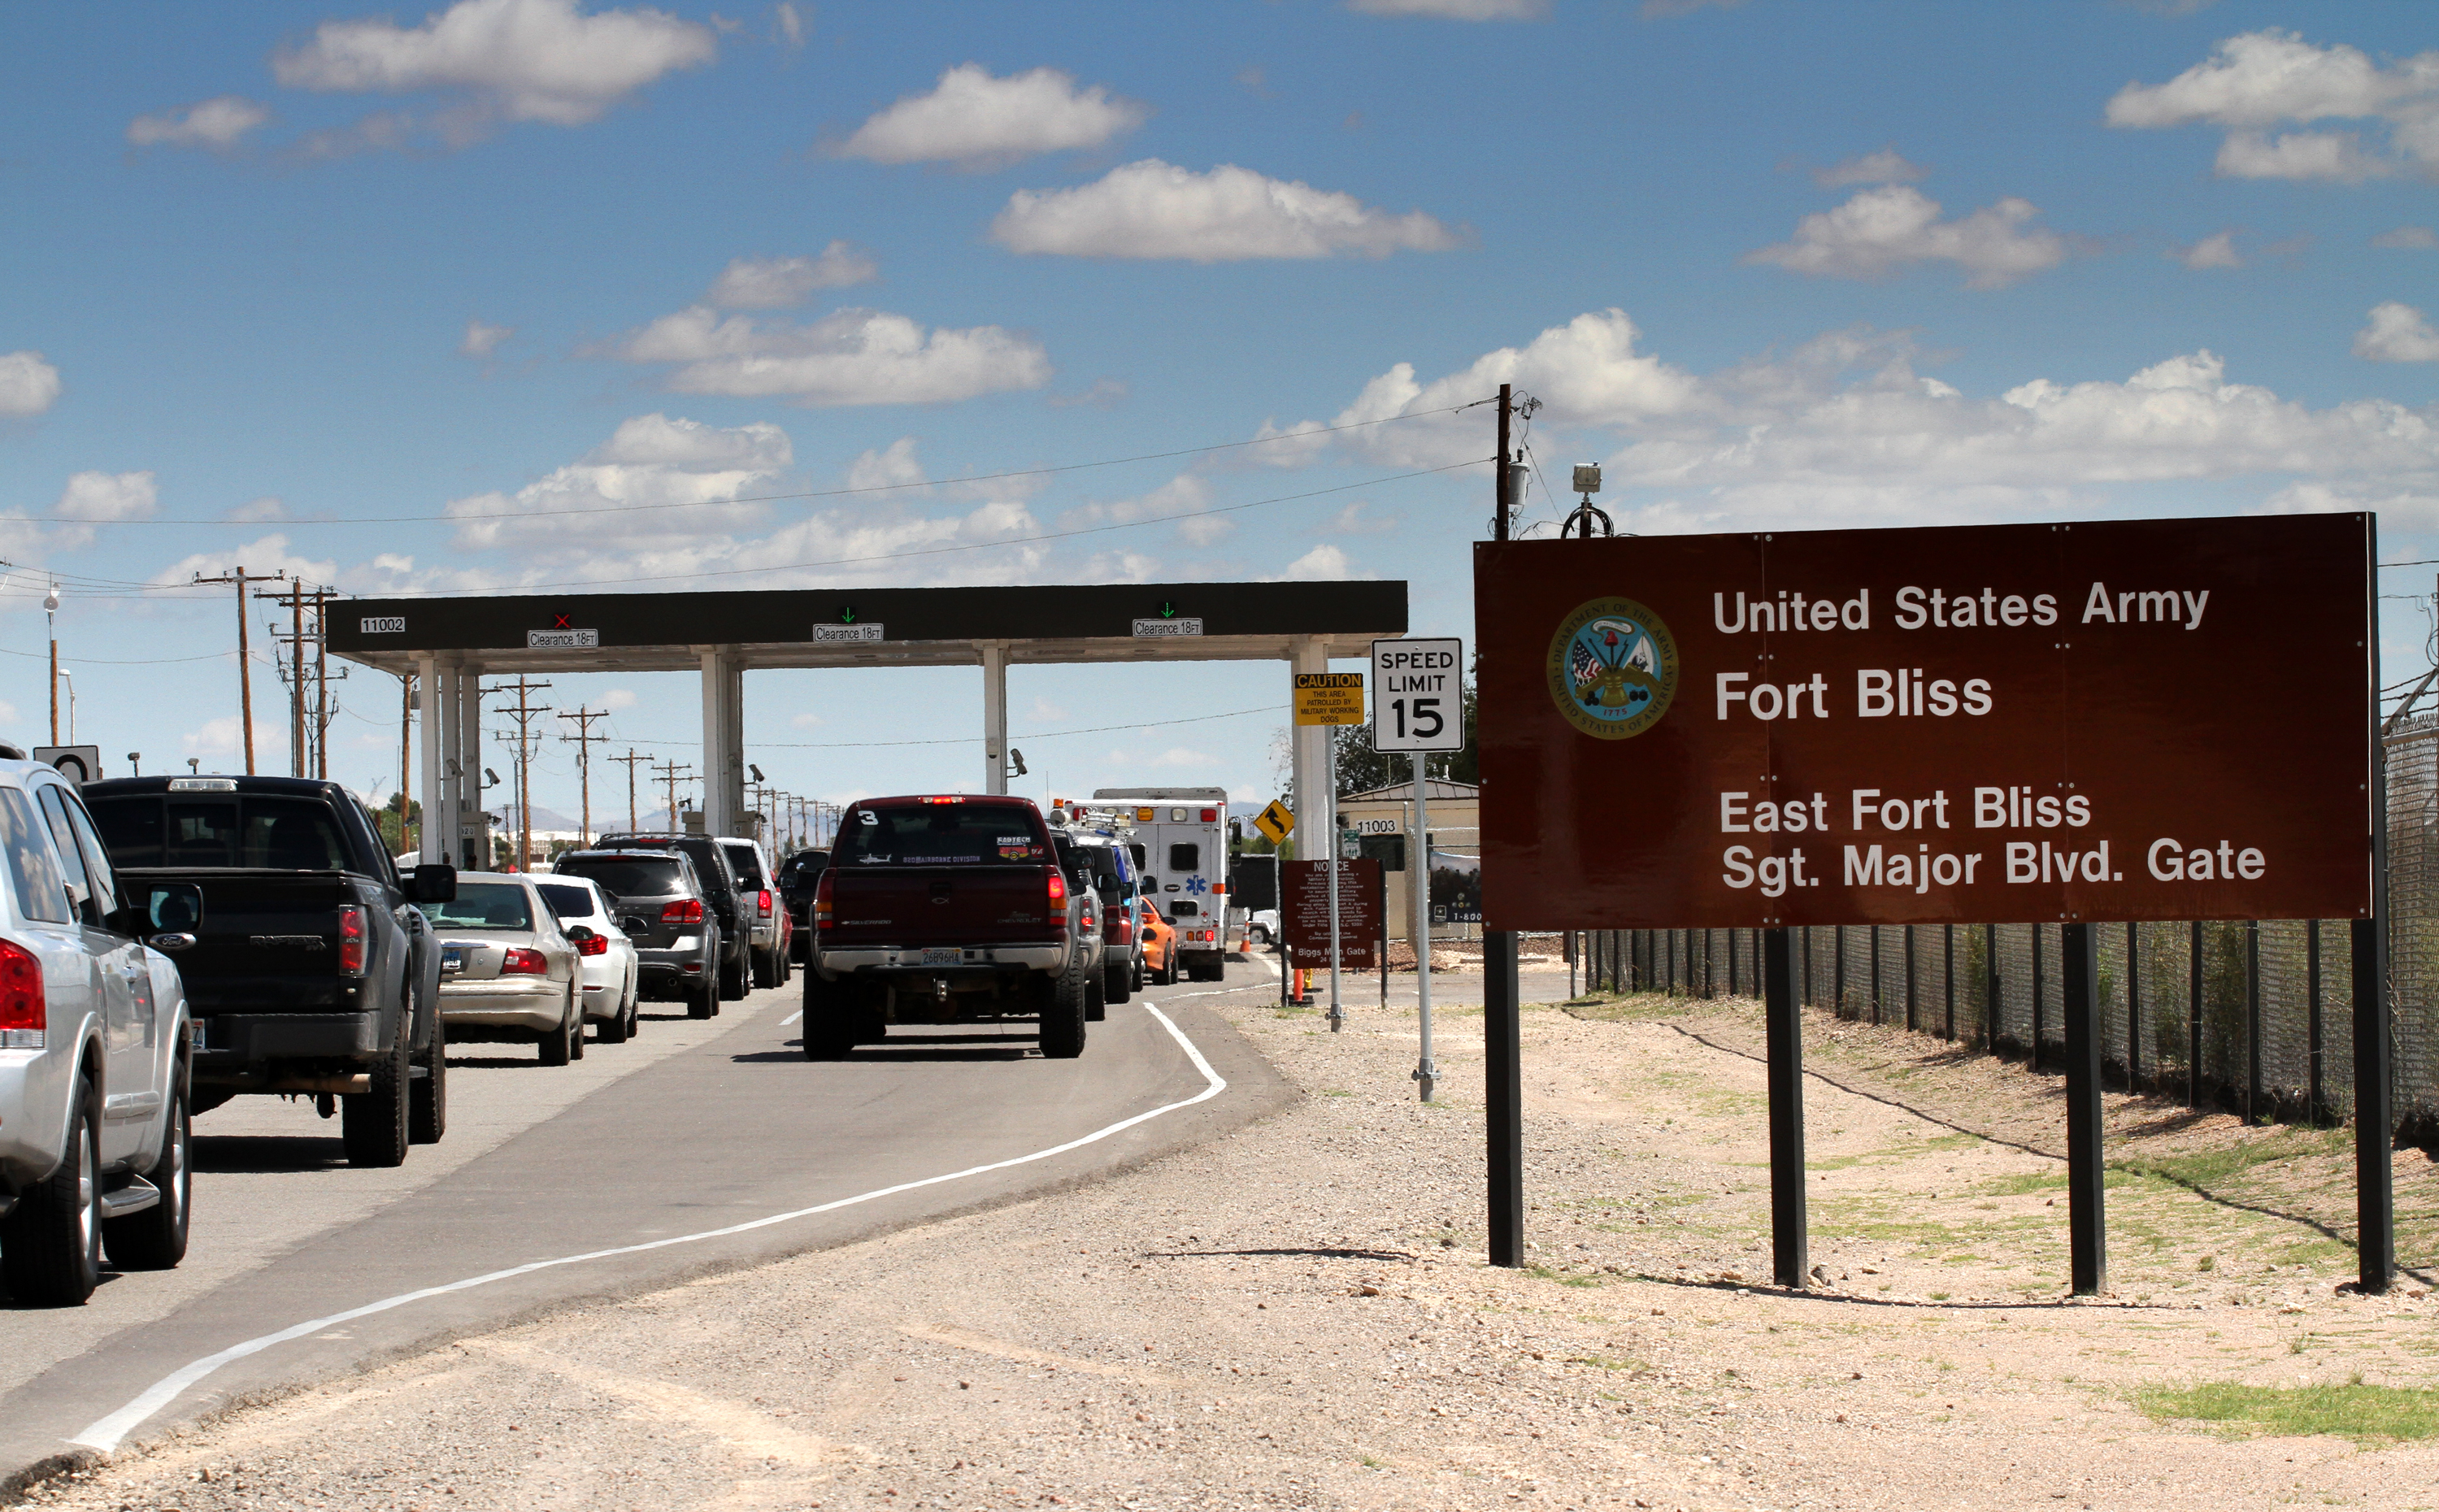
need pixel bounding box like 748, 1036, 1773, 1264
76, 1124, 98, 1261
167, 1104, 189, 1227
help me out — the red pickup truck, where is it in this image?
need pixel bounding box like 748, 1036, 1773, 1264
801, 795, 1093, 1060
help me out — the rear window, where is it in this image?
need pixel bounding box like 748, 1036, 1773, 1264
1168, 842, 1200, 873
832, 802, 1050, 867
0, 788, 70, 924
425, 881, 533, 930
720, 844, 765, 887
89, 794, 353, 871
779, 852, 828, 892
553, 855, 687, 898
537, 883, 598, 919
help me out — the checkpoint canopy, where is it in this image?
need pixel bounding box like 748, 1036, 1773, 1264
325, 580, 1405, 865
1474, 515, 2376, 931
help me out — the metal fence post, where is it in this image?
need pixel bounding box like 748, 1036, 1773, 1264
2189, 919, 2205, 1110
2127, 921, 2142, 1092
1870, 927, 1882, 1025
2307, 920, 2323, 1123
1944, 923, 1956, 1041
1985, 922, 1999, 1054
2031, 924, 2045, 1072
2246, 919, 2263, 1124
2063, 921, 2106, 1296
1485, 929, 1524, 1267
1765, 928, 1807, 1288
1834, 927, 1846, 1016
1905, 926, 1918, 1032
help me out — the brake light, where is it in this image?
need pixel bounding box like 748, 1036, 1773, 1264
1109, 914, 1133, 945
758, 888, 773, 918
0, 938, 45, 1048
574, 934, 607, 957
919, 796, 965, 805
337, 906, 367, 975
1046, 869, 1067, 934
813, 868, 833, 932
661, 898, 706, 925
502, 947, 548, 975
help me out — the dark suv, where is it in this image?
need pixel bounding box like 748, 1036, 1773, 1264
546, 849, 722, 1019
1057, 831, 1139, 1008
779, 849, 827, 963
592, 834, 750, 1000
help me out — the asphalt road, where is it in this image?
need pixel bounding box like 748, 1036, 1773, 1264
0, 961, 1292, 1488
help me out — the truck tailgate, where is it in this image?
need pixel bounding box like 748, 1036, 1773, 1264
123, 867, 356, 1014
825, 866, 1055, 949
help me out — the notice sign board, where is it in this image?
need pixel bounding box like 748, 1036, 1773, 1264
1474, 515, 2375, 929
1293, 672, 1366, 727
1281, 858, 1382, 969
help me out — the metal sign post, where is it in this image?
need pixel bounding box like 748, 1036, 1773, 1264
1372, 636, 1466, 1101
1293, 671, 1365, 1032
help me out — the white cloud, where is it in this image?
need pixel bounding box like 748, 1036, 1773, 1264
833, 64, 1147, 169
600, 688, 638, 710
789, 710, 824, 729
55, 471, 158, 521
2170, 229, 2242, 268
127, 96, 272, 150
0, 352, 61, 417
2105, 29, 2439, 180
990, 159, 1463, 261
2373, 225, 2439, 250
846, 437, 930, 495
181, 715, 285, 769
1347, 0, 1546, 18
228, 497, 287, 522
1263, 544, 1358, 581
460, 318, 515, 358
708, 245, 877, 306
1812, 148, 1926, 188
1746, 185, 2071, 289
2355, 302, 2439, 363
1057, 474, 1216, 541
272, 0, 716, 128
772, 2, 804, 48
1028, 697, 1067, 723
595, 305, 1051, 406
441, 413, 792, 550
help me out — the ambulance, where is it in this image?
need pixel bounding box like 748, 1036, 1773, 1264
1091, 787, 1231, 981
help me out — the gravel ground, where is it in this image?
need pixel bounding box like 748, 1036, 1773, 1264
23, 967, 2439, 1512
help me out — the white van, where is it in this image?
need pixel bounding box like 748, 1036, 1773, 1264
1090, 788, 1229, 982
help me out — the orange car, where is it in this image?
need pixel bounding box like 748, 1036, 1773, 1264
1137, 901, 1180, 987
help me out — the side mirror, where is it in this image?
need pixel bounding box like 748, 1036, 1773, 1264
406, 863, 457, 905
146, 882, 205, 934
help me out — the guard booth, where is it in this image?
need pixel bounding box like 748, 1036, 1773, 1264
325, 581, 1406, 869
1337, 779, 1479, 942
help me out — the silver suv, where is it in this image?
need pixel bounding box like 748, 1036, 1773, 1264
717, 836, 789, 989
0, 760, 195, 1305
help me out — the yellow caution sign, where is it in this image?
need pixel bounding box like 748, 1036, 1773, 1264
1254, 798, 1294, 844
1293, 671, 1365, 727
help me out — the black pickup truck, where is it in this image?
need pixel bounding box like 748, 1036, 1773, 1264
82, 776, 454, 1168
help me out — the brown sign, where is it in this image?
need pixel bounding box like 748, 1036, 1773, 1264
1281, 859, 1383, 969
1476, 515, 2375, 929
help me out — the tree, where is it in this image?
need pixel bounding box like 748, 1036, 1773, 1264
375, 795, 422, 855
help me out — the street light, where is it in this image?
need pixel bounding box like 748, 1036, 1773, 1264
127, 752, 141, 776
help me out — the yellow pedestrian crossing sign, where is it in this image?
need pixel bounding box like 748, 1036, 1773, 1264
1254, 798, 1294, 844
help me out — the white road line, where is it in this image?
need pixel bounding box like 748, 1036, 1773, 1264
778, 1010, 802, 1026
69, 1002, 1227, 1455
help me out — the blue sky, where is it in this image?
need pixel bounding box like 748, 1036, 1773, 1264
3, 0, 2435, 825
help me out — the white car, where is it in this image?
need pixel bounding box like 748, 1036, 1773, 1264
0, 759, 194, 1305
536, 876, 639, 1045
1246, 908, 1280, 946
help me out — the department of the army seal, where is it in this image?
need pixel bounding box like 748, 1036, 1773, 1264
1546, 597, 1677, 740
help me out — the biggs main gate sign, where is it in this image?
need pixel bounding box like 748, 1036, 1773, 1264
1476, 515, 2376, 929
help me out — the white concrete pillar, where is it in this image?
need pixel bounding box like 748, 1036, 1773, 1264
980, 641, 1009, 795
1289, 636, 1333, 856
698, 645, 744, 836
417, 654, 446, 864
457, 663, 486, 870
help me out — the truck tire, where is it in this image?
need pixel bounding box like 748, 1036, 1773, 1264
1131, 958, 1145, 993
752, 946, 776, 990
689, 962, 718, 1019
106, 1074, 189, 1271
720, 948, 749, 1001
343, 1009, 412, 1168
1158, 951, 1178, 987
2, 1075, 101, 1305
800, 969, 867, 1059
1085, 971, 1107, 1023
1039, 956, 1088, 1060
410, 1010, 447, 1145
1103, 957, 1133, 1006
596, 988, 630, 1043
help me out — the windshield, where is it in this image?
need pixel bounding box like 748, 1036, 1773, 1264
537, 883, 598, 919
779, 851, 828, 893
831, 803, 1049, 867
425, 880, 534, 931
553, 855, 686, 897
90, 793, 353, 871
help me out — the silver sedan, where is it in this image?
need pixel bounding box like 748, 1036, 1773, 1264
424, 874, 585, 1066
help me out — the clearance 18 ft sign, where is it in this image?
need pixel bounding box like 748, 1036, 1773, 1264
1473, 515, 2376, 929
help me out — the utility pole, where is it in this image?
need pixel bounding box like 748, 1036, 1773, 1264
43, 584, 58, 745
485, 676, 554, 871
311, 586, 334, 780
193, 568, 281, 775
653, 758, 695, 831
557, 707, 611, 849
257, 580, 312, 776
1485, 380, 1524, 1270
610, 749, 651, 835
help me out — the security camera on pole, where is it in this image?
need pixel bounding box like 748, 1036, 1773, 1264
1372, 636, 1466, 1100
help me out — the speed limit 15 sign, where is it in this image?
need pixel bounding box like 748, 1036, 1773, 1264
1371, 637, 1465, 753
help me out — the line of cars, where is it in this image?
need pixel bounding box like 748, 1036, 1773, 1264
0, 764, 798, 1307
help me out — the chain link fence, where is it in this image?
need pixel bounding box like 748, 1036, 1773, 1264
1568, 722, 2439, 1138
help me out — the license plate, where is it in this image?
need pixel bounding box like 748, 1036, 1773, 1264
441, 948, 465, 974
189, 1019, 208, 1049
921, 948, 961, 967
